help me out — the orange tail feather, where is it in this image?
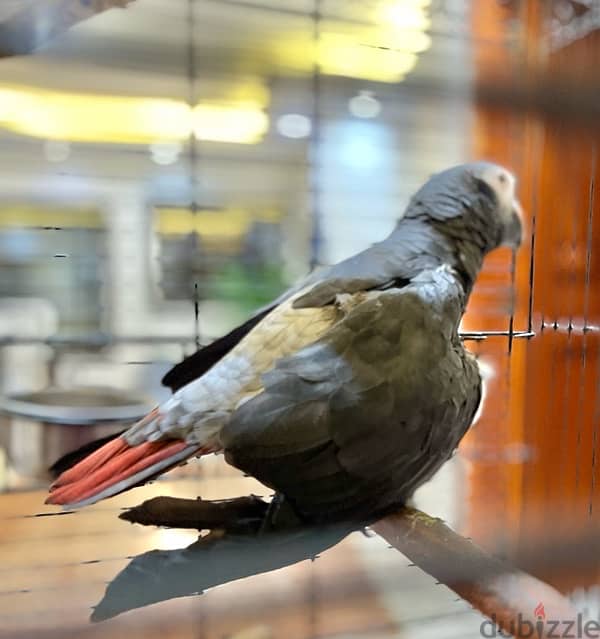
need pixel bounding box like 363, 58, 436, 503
46, 434, 204, 508
49, 436, 129, 489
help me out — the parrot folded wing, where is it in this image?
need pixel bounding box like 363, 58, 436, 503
161, 306, 274, 393
222, 274, 480, 523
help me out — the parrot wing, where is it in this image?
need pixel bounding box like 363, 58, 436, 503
162, 307, 275, 392
221, 268, 481, 523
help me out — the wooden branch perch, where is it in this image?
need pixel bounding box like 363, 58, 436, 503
118, 496, 579, 637
119, 495, 269, 533
0, 0, 135, 58
373, 509, 579, 639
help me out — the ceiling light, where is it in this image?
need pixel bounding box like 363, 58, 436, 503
149, 141, 182, 166
318, 33, 417, 83
192, 103, 269, 144
276, 113, 312, 138
0, 86, 270, 145
379, 1, 432, 31
348, 92, 382, 119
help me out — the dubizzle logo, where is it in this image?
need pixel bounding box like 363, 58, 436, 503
479, 602, 600, 638
534, 602, 546, 620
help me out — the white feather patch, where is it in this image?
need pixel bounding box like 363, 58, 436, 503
124, 289, 343, 447
471, 356, 495, 427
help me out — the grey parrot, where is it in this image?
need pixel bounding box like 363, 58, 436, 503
47, 161, 523, 526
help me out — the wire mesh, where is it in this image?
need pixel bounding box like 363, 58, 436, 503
0, 1, 599, 637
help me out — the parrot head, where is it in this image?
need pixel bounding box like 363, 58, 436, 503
469, 161, 523, 250
406, 161, 524, 253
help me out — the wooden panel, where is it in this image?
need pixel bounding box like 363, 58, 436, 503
469, 0, 600, 592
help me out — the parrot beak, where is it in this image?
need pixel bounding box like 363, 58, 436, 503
503, 199, 523, 249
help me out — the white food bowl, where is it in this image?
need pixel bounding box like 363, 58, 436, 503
0, 387, 154, 487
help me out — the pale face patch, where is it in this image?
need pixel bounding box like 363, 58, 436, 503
477, 164, 518, 223
470, 161, 523, 248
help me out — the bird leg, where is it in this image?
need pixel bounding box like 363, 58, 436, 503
257, 492, 307, 534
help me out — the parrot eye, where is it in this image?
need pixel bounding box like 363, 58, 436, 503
497, 171, 515, 194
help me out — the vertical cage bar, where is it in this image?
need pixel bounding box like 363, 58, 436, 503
308, 0, 323, 270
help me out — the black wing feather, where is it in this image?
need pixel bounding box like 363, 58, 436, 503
49, 430, 125, 478
161, 306, 274, 392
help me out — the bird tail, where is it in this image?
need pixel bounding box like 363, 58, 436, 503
49, 430, 126, 479
46, 410, 210, 508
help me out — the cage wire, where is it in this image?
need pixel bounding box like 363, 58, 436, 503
0, 0, 599, 637
0, 8, 584, 511
187, 0, 203, 352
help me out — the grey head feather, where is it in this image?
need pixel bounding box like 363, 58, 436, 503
392, 162, 513, 291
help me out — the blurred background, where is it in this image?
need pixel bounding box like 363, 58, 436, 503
0, 0, 599, 637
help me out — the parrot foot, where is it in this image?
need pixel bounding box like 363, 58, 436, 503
258, 492, 307, 534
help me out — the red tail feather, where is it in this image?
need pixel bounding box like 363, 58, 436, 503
49, 437, 129, 489
46, 435, 202, 507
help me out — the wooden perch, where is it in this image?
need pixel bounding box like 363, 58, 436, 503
373, 509, 579, 639
0, 0, 134, 58
119, 496, 579, 637
119, 495, 269, 533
